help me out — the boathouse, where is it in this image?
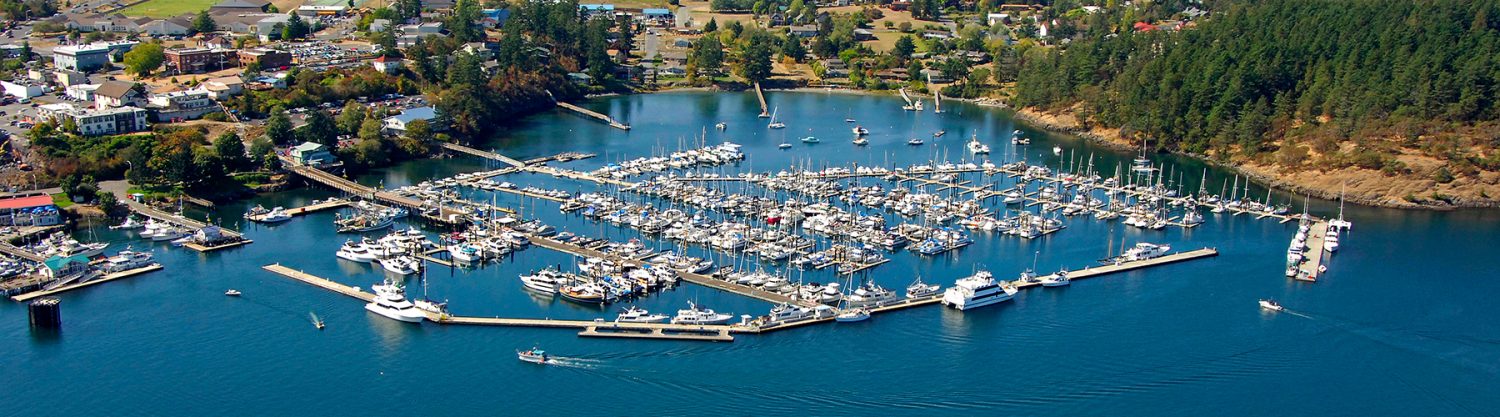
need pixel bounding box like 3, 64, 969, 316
0, 194, 62, 226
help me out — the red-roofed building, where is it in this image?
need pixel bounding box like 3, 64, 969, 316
1133, 22, 1158, 32
0, 194, 62, 226
371, 55, 403, 74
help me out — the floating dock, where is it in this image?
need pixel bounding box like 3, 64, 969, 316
245, 198, 350, 222
10, 264, 164, 302
1295, 220, 1330, 282
117, 196, 252, 252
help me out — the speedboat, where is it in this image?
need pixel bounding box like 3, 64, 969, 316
852, 125, 869, 136
801, 136, 820, 143
1259, 299, 1284, 312
364, 280, 427, 323
941, 271, 1017, 310
933, 130, 946, 137
905, 276, 941, 298
852, 137, 869, 146
517, 347, 550, 364
224, 289, 241, 296
835, 308, 870, 322
616, 306, 670, 323
670, 301, 733, 325
778, 142, 793, 149
907, 138, 924, 146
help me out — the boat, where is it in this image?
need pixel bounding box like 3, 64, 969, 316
933, 130, 946, 137
767, 303, 816, 322
616, 306, 670, 323
670, 301, 733, 324
109, 216, 142, 230
1010, 130, 1030, 145
852, 125, 869, 136
1259, 299, 1284, 312
255, 207, 294, 223
310, 312, 325, 330
101, 249, 154, 273
835, 308, 870, 322
844, 117, 856, 123
336, 240, 378, 262
767, 107, 786, 129
905, 276, 941, 298
379, 255, 421, 275
966, 133, 990, 154
1040, 270, 1070, 287
715, 122, 727, 130
907, 138, 924, 146
845, 281, 899, 307
941, 271, 1017, 310
1053, 145, 1063, 155
1324, 228, 1340, 252
1116, 242, 1170, 262
852, 137, 869, 146
243, 205, 269, 220
517, 347, 550, 364
801, 136, 820, 143
520, 267, 563, 295
224, 289, 241, 296
559, 282, 608, 304
364, 280, 427, 323
335, 212, 395, 233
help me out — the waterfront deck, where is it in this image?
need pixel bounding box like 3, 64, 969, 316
10, 264, 164, 302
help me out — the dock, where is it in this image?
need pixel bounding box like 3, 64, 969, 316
118, 196, 251, 252
284, 163, 467, 225
556, 102, 630, 130
754, 82, 770, 117
0, 242, 45, 262
1029, 247, 1219, 286
1295, 220, 1330, 282
10, 264, 164, 302
245, 198, 350, 222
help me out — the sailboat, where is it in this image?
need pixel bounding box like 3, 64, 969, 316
767, 107, 786, 129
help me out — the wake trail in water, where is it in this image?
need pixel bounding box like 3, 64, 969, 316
1286, 308, 1500, 377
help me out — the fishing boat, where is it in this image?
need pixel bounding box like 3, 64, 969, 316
905, 276, 941, 298
224, 289, 241, 297
616, 306, 670, 323
907, 137, 924, 146
517, 347, 550, 364
335, 212, 394, 233
1259, 299, 1284, 312
835, 308, 870, 322
670, 301, 733, 324
767, 107, 786, 129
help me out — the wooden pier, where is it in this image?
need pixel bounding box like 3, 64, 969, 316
284, 163, 467, 225
117, 196, 251, 252
556, 102, 630, 130
1295, 220, 1330, 282
0, 242, 45, 262
754, 82, 770, 117
10, 264, 164, 302
245, 198, 350, 222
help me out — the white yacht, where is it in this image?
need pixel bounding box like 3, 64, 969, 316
766, 303, 815, 322
905, 276, 941, 298
256, 207, 294, 223
101, 250, 154, 273
670, 301, 733, 325
1259, 299, 1284, 312
1120, 242, 1170, 261
364, 280, 427, 323
852, 136, 869, 146
845, 282, 899, 307
967, 133, 990, 154
616, 306, 670, 323
1323, 227, 1340, 252
941, 271, 1018, 310
519, 267, 563, 295
380, 255, 421, 275
335, 240, 378, 262
1040, 270, 1070, 287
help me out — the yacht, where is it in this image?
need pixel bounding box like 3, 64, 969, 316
1259, 299, 1284, 312
1040, 270, 1070, 287
1120, 242, 1170, 261
907, 137, 924, 146
364, 280, 427, 323
670, 301, 733, 325
941, 271, 1017, 310
845, 282, 899, 307
379, 255, 421, 275
967, 134, 990, 154
835, 308, 870, 322
559, 282, 608, 305
151, 227, 189, 242
616, 306, 670, 323
109, 216, 143, 230
1323, 228, 1340, 252
905, 276, 941, 298
335, 240, 378, 262
448, 243, 482, 264
520, 267, 563, 295
224, 289, 241, 297
766, 303, 816, 322
801, 136, 820, 143
517, 347, 550, 364
256, 207, 294, 223
852, 125, 869, 136
101, 249, 154, 273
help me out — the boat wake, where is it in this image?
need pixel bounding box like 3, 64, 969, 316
1291, 309, 1500, 376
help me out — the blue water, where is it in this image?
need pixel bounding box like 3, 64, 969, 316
3, 91, 1498, 416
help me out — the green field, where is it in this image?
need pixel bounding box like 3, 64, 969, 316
118, 0, 219, 18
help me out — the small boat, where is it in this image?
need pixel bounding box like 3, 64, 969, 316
255, 207, 294, 223
844, 117, 856, 123
933, 130, 946, 137
1040, 270, 1070, 287
778, 142, 793, 149
907, 138, 924, 146
801, 136, 820, 143
905, 276, 941, 298
852, 125, 869, 136
109, 216, 142, 230
1053, 145, 1063, 155
517, 347, 550, 364
966, 133, 990, 154
852, 137, 869, 146
225, 289, 241, 297
616, 306, 670, 323
310, 312, 325, 330
1259, 299, 1284, 312
715, 122, 727, 130
835, 308, 870, 322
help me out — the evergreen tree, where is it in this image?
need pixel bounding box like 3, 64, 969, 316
265, 107, 295, 145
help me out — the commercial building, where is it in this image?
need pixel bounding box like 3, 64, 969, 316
164, 48, 240, 74
240, 48, 292, 69
147, 90, 219, 121
38, 103, 151, 136
383, 107, 437, 134
0, 194, 62, 227
51, 41, 138, 72
1, 80, 45, 99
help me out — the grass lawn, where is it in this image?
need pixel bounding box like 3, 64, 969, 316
119, 0, 219, 18
51, 193, 73, 209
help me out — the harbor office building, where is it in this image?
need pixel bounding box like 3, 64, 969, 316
0, 194, 62, 227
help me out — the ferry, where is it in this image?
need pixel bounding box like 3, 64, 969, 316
670, 301, 733, 325
517, 347, 550, 364
616, 306, 670, 323
941, 271, 1017, 310
1259, 299, 1284, 312
364, 280, 427, 323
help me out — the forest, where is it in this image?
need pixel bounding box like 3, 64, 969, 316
1014, 0, 1500, 179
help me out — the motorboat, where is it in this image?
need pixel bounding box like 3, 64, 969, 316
520, 267, 563, 295
907, 138, 924, 146
517, 347, 550, 364
379, 255, 421, 275
101, 249, 154, 273
845, 282, 899, 307
1259, 299, 1284, 312
670, 301, 733, 325
336, 240, 378, 262
852, 125, 869, 136
933, 130, 946, 137
801, 136, 820, 143
1119, 242, 1170, 262
616, 306, 670, 323
835, 308, 870, 322
1053, 145, 1063, 155
766, 303, 816, 322
255, 207, 294, 223
109, 216, 143, 230
364, 280, 427, 323
559, 282, 608, 305
941, 271, 1017, 310
1040, 270, 1070, 287
224, 289, 241, 296
852, 137, 869, 146
715, 122, 727, 130
1011, 130, 1029, 145
967, 134, 990, 154
905, 276, 941, 298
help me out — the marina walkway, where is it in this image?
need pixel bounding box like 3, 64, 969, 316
246, 199, 350, 222
0, 243, 45, 262
11, 265, 164, 302
284, 163, 467, 225
556, 102, 631, 130
1296, 220, 1330, 282
754, 82, 770, 117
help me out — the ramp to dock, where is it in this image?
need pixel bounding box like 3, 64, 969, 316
754, 82, 770, 117
556, 102, 630, 130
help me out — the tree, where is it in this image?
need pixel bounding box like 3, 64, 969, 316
300, 109, 339, 145
704, 18, 718, 33
123, 42, 165, 77
893, 35, 915, 62
691, 34, 724, 76
213, 132, 248, 171
249, 136, 275, 168
358, 117, 384, 142
191, 9, 216, 34
282, 13, 310, 40
396, 119, 433, 157
265, 107, 295, 145
736, 32, 774, 83
337, 101, 366, 135
779, 35, 806, 62
96, 190, 118, 212
448, 0, 482, 42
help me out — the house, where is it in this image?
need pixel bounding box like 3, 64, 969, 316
148, 90, 219, 122
164, 48, 239, 74
65, 83, 101, 101
460, 42, 491, 60
140, 17, 192, 36
210, 0, 271, 13
853, 29, 875, 41
920, 68, 951, 83
383, 107, 437, 134
198, 76, 244, 100
203, 35, 235, 49
89, 14, 150, 33
289, 142, 336, 166
294, 5, 347, 17
248, 74, 287, 89
986, 13, 1010, 26
579, 4, 615, 20
94, 81, 145, 109
921, 30, 952, 40
789, 24, 818, 38
672, 38, 692, 48
239, 47, 292, 70
52, 41, 139, 72
480, 9, 511, 27
42, 255, 89, 278
212, 13, 279, 35
369, 18, 391, 33
371, 55, 403, 74
0, 194, 62, 227
640, 8, 673, 26
659, 50, 688, 65
1, 80, 45, 99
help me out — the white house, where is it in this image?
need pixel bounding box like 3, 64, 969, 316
94, 81, 145, 109
371, 55, 403, 74
197, 76, 244, 100
65, 83, 101, 101
147, 90, 219, 121
382, 106, 436, 134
